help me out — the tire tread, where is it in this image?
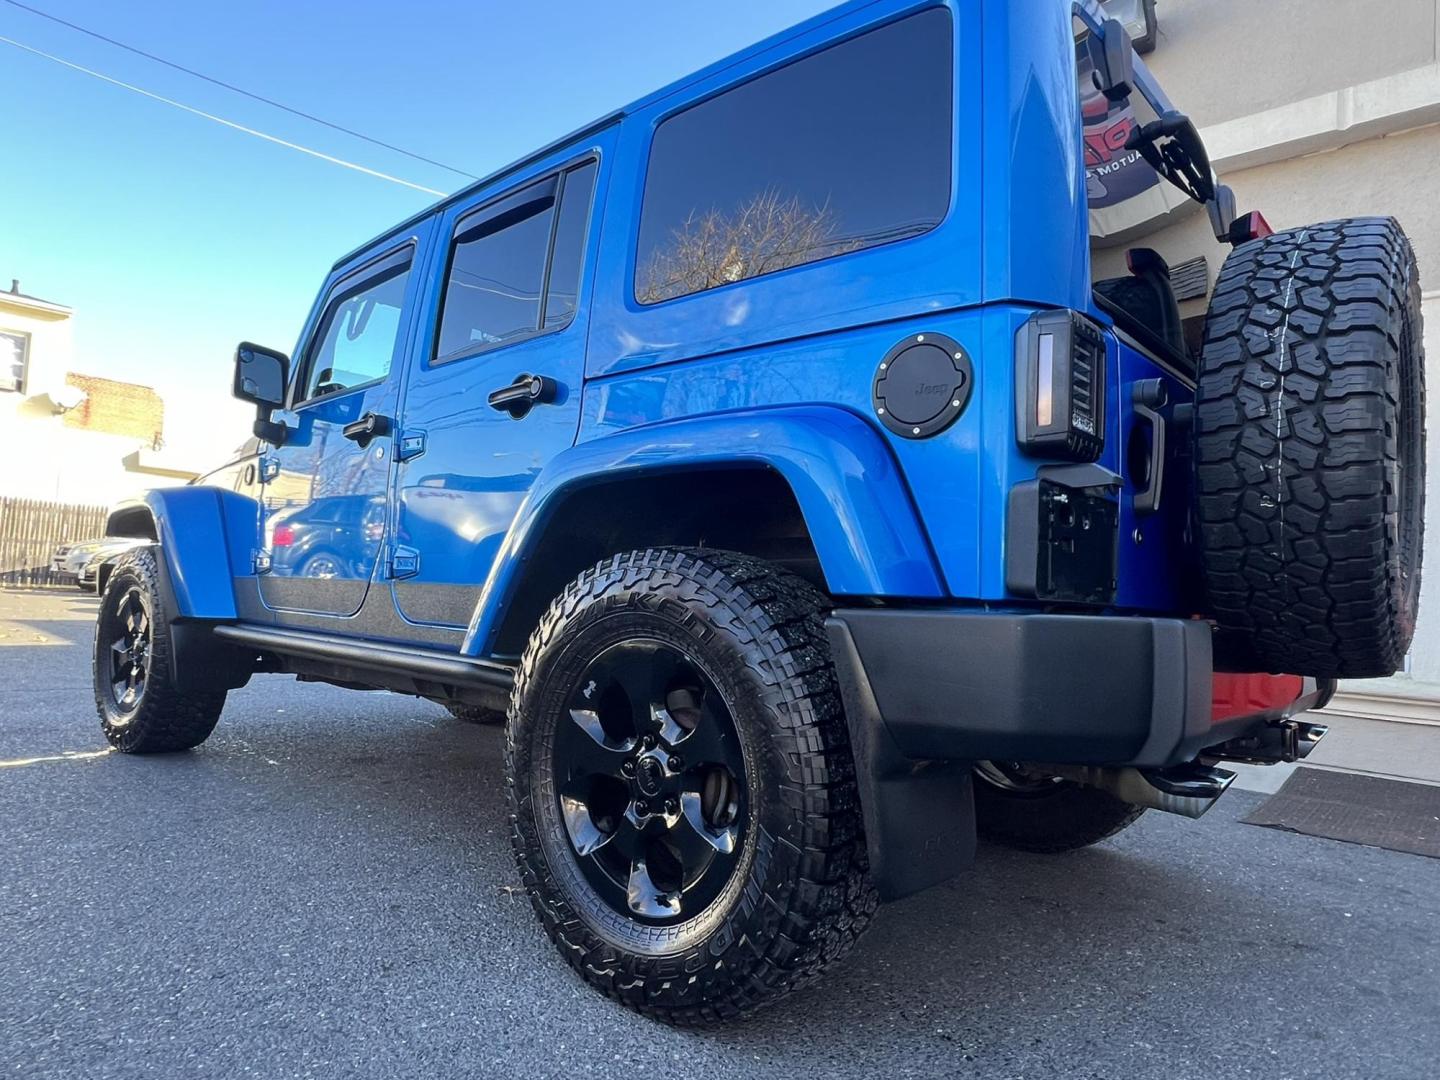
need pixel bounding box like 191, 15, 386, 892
506, 547, 877, 1025
1194, 216, 1425, 677
93, 547, 225, 753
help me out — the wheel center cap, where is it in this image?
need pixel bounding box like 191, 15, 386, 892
636, 756, 665, 797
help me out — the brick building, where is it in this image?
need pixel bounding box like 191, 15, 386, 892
61, 373, 165, 449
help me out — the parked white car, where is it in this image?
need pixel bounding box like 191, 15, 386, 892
51, 538, 146, 591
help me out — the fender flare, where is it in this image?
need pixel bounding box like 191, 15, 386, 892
461, 406, 944, 657
105, 487, 256, 620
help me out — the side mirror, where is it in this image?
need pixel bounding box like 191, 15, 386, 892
1088, 18, 1135, 103
233, 342, 290, 445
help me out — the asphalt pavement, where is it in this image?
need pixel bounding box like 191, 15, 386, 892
3, 587, 1438, 1080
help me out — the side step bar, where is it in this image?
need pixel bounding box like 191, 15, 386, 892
213, 623, 515, 691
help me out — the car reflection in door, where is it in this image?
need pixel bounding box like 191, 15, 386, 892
267, 493, 387, 581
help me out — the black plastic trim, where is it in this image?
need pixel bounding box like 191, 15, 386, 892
1095, 292, 1195, 381
828, 608, 1215, 769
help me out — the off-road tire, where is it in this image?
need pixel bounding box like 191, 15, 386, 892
973, 767, 1145, 853
1195, 217, 1425, 677
506, 548, 876, 1025
93, 547, 226, 753
445, 702, 505, 725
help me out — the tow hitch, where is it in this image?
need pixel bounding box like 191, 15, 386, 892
1054, 716, 1329, 820
1204, 717, 1330, 765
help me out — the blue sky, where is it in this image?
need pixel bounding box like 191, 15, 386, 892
0, 0, 831, 463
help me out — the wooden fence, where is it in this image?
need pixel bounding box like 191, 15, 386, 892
0, 496, 109, 587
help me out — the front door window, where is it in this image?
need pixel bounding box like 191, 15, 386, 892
299, 249, 412, 402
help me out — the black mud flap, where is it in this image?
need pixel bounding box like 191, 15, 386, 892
825, 616, 976, 901
140, 544, 254, 693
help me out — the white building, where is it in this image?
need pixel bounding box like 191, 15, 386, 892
0, 280, 197, 506
1100, 0, 1440, 709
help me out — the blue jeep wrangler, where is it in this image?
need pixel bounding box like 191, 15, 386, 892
94, 0, 1425, 1023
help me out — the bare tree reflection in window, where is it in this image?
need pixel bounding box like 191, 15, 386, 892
637, 190, 861, 304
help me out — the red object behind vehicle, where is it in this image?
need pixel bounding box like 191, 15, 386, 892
1211, 672, 1304, 723
1228, 211, 1274, 244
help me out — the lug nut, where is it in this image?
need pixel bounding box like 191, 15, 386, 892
621, 760, 636, 777
642, 734, 657, 749
664, 798, 678, 815
667, 755, 683, 772
635, 799, 650, 815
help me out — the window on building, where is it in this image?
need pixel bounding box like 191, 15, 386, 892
1, 329, 28, 394
634, 7, 953, 305
300, 248, 413, 402
435, 160, 598, 363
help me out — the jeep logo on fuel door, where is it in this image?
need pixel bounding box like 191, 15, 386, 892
872, 333, 974, 441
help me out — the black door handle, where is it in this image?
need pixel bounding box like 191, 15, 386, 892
342, 412, 391, 448
488, 373, 558, 419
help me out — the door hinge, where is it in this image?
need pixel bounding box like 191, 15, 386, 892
389, 544, 420, 579
396, 430, 426, 462
259, 455, 281, 483
252, 549, 273, 574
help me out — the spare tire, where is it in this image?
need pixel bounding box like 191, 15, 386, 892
1194, 217, 1425, 678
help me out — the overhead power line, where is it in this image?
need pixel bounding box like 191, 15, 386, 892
1, 0, 477, 180
0, 33, 447, 196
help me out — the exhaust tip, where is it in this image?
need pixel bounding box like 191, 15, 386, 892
1291, 722, 1328, 759
1077, 763, 1236, 819
1140, 763, 1235, 818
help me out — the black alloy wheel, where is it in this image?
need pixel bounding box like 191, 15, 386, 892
93, 547, 227, 753
554, 639, 746, 923
507, 547, 876, 1024
101, 585, 153, 715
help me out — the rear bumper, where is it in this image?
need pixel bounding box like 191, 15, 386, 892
825, 608, 1325, 769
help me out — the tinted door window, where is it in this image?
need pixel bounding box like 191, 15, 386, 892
437, 180, 556, 360
435, 161, 598, 362
635, 7, 952, 304
543, 161, 598, 330
300, 248, 412, 401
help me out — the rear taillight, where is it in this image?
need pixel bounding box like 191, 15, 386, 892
1226, 211, 1274, 245
1015, 310, 1106, 462
272, 524, 295, 547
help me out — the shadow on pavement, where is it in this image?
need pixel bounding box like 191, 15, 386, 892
10, 667, 1437, 1079
130, 704, 1303, 1042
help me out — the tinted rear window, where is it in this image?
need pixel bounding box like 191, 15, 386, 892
635, 7, 952, 305
434, 160, 599, 363
436, 180, 557, 361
